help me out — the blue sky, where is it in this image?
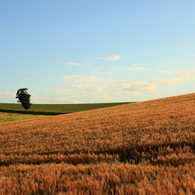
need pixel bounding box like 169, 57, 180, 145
1, 0, 195, 104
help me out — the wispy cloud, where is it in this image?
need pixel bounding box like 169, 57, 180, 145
105, 55, 121, 60
112, 80, 158, 95
66, 62, 81, 66
60, 75, 112, 83
89, 67, 104, 73
57, 61, 81, 66
127, 67, 152, 72
181, 71, 195, 80
158, 70, 195, 82
0, 92, 15, 98
23, 74, 43, 79
55, 68, 195, 102
81, 54, 121, 61
31, 93, 81, 104
92, 67, 104, 71
98, 55, 121, 60
91, 91, 141, 101
81, 85, 103, 92
153, 77, 185, 85
58, 52, 66, 56
56, 89, 76, 94
81, 54, 94, 59
131, 63, 145, 66
59, 75, 159, 101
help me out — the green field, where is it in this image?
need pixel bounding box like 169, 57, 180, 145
0, 102, 132, 123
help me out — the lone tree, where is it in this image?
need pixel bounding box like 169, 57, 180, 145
16, 88, 32, 110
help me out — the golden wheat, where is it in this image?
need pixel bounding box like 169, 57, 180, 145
0, 93, 195, 194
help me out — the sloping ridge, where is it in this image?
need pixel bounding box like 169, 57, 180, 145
1, 92, 195, 128
0, 92, 195, 166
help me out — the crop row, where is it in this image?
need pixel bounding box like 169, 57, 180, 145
0, 145, 194, 168
1, 161, 195, 195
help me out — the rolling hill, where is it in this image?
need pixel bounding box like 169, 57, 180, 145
1, 93, 195, 194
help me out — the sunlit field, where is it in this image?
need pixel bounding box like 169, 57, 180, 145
0, 102, 131, 123
1, 93, 195, 194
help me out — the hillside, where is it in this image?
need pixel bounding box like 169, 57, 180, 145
1, 93, 195, 194
0, 102, 131, 123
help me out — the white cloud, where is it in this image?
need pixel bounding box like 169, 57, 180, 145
131, 63, 145, 66
55, 85, 103, 96
99, 55, 121, 60
58, 79, 159, 101
92, 92, 112, 101
55, 67, 195, 102
66, 62, 81, 66
60, 75, 80, 82
84, 64, 93, 67
81, 54, 94, 59
57, 61, 81, 66
92, 67, 104, 71
158, 70, 184, 74
82, 54, 121, 61
46, 98, 81, 104
127, 67, 152, 72
0, 92, 15, 98
154, 77, 186, 85
23, 74, 42, 79
56, 89, 76, 94
30, 93, 39, 99
157, 70, 195, 83
59, 74, 161, 101
91, 91, 141, 101
82, 85, 103, 92
31, 93, 80, 104
106, 55, 121, 60
112, 81, 159, 95
60, 75, 112, 83
142, 83, 159, 94
89, 67, 104, 73
179, 71, 195, 80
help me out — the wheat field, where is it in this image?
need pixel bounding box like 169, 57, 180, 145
0, 102, 130, 123
1, 93, 195, 194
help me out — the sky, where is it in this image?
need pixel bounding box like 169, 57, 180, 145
1, 0, 195, 104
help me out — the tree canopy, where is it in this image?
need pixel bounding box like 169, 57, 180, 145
16, 88, 31, 110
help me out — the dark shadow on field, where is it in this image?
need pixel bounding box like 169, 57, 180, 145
0, 109, 69, 116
